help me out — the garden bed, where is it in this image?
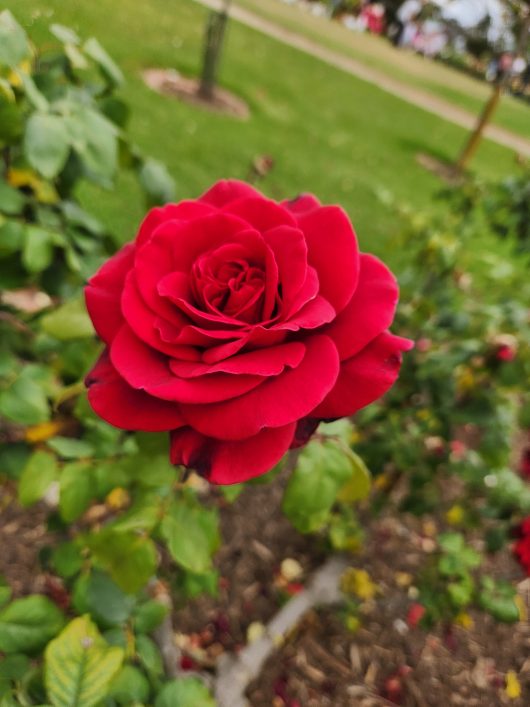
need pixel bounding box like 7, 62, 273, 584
2, 471, 529, 706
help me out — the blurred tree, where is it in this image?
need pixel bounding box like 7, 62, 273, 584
456, 0, 529, 171
199, 0, 232, 100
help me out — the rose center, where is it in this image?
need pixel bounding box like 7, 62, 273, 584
191, 250, 266, 324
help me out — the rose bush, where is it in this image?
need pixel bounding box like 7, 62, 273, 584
85, 180, 412, 483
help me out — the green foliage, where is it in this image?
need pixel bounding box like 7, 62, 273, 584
154, 678, 216, 707
0, 596, 65, 654
44, 616, 124, 707
161, 495, 220, 574
283, 425, 370, 533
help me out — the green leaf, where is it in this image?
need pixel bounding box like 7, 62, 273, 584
155, 678, 215, 707
0, 101, 23, 146
138, 159, 175, 206
83, 38, 123, 86
48, 437, 95, 459
161, 500, 219, 574
61, 202, 104, 235
0, 654, 29, 681
65, 109, 118, 182
18, 72, 49, 111
51, 542, 84, 579
22, 226, 57, 273
89, 531, 157, 593
438, 532, 464, 554
108, 665, 150, 704
44, 615, 124, 707
0, 182, 24, 215
18, 451, 58, 506
0, 368, 50, 425
0, 595, 65, 653
59, 461, 94, 522
0, 220, 25, 257
50, 24, 80, 45
336, 449, 371, 503
40, 297, 94, 340
24, 113, 70, 179
72, 571, 134, 628
0, 11, 30, 67
282, 439, 356, 533
478, 577, 519, 623
136, 635, 163, 677
133, 600, 168, 634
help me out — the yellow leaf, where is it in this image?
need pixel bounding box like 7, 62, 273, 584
515, 595, 527, 622
446, 505, 464, 525
25, 420, 64, 444
341, 568, 377, 600
454, 612, 474, 629
105, 487, 130, 511
505, 670, 521, 700
345, 615, 360, 633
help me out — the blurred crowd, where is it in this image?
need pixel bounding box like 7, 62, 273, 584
280, 0, 530, 96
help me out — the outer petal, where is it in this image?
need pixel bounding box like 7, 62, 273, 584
136, 201, 215, 247
110, 325, 264, 403
169, 341, 306, 378
199, 179, 264, 207
222, 197, 296, 232
85, 351, 184, 431
282, 193, 321, 216
296, 205, 359, 314
324, 253, 399, 360
170, 423, 296, 484
312, 331, 414, 419
85, 243, 135, 345
180, 334, 340, 440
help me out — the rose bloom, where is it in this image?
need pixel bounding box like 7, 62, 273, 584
514, 517, 530, 576
85, 180, 412, 484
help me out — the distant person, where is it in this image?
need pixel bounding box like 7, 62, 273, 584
393, 0, 422, 46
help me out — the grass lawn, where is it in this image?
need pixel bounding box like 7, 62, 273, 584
233, 0, 530, 141
10, 0, 523, 266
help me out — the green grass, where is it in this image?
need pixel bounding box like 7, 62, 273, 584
9, 0, 523, 266
234, 0, 530, 140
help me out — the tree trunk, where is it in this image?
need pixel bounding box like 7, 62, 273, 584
198, 1, 231, 100
455, 11, 530, 171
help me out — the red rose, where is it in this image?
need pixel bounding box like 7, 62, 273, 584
85, 180, 412, 484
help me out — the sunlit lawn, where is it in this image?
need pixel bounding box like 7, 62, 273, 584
12, 0, 521, 266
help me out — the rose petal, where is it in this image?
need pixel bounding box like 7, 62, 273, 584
324, 253, 399, 360
85, 243, 135, 344
111, 325, 263, 403
262, 225, 310, 314
275, 295, 335, 331
282, 193, 321, 216
122, 272, 199, 359
169, 341, 306, 378
223, 197, 296, 232
170, 423, 296, 484
296, 205, 359, 313
312, 331, 414, 419
136, 201, 215, 247
180, 334, 340, 440
85, 350, 184, 431
199, 179, 264, 207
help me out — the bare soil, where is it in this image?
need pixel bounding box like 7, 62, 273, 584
142, 68, 250, 119
1, 475, 529, 706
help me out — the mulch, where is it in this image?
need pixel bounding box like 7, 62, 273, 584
1, 474, 529, 706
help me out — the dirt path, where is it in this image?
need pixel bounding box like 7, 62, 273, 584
193, 0, 530, 159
